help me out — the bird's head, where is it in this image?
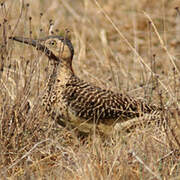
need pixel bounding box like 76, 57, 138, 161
9, 35, 74, 65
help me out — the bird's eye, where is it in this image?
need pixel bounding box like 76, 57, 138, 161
49, 40, 57, 46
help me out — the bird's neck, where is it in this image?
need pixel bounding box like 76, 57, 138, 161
57, 61, 74, 77
47, 62, 74, 92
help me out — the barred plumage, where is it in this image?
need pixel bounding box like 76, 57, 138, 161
10, 35, 161, 135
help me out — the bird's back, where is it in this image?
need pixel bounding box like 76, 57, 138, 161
61, 75, 159, 127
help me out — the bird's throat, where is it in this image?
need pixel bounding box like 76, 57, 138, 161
47, 62, 74, 92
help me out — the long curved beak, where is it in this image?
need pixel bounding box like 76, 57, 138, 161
9, 36, 60, 62
9, 36, 44, 50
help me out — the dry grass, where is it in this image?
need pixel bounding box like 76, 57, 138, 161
0, 0, 180, 179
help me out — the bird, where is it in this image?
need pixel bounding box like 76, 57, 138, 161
9, 35, 161, 136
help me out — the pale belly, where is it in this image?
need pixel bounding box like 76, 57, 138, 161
65, 107, 115, 136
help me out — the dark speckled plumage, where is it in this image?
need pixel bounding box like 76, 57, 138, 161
63, 75, 158, 123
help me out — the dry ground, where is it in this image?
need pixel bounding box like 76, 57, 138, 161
0, 0, 180, 179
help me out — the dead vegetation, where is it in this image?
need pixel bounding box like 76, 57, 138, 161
0, 0, 180, 179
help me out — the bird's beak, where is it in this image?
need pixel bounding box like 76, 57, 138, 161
9, 36, 43, 49
9, 36, 60, 62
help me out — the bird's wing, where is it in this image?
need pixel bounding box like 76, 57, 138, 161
62, 76, 159, 125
